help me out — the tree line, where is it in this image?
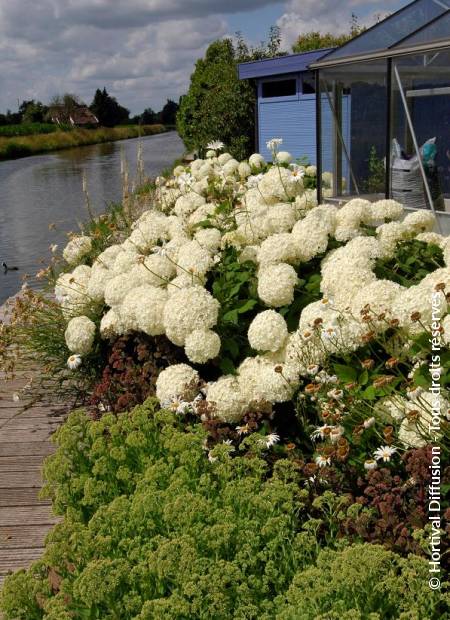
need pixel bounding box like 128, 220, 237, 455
0, 88, 179, 127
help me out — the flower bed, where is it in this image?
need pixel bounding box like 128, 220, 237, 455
1, 140, 449, 618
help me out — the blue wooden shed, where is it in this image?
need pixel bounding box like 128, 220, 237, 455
238, 49, 351, 176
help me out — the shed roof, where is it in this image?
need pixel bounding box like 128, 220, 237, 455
238, 48, 334, 80
312, 0, 450, 68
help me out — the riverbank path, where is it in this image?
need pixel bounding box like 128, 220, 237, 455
0, 297, 68, 590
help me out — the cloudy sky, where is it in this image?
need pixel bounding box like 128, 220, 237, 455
0, 0, 408, 115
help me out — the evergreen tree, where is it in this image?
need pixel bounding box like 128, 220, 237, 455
90, 88, 130, 127
160, 100, 178, 126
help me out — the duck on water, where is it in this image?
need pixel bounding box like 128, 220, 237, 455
2, 262, 19, 273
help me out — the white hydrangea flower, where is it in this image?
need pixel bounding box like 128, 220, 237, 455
156, 363, 200, 404
351, 280, 404, 323
248, 153, 266, 169
163, 285, 220, 345
264, 203, 297, 235
95, 244, 123, 269
112, 248, 139, 274
120, 285, 167, 335
416, 232, 445, 247
167, 273, 202, 297
334, 198, 372, 241
173, 165, 186, 177
275, 151, 293, 164
248, 310, 288, 352
305, 165, 317, 177
87, 264, 114, 303
63, 235, 92, 266
239, 245, 258, 264
322, 171, 333, 188
131, 254, 175, 287
65, 315, 96, 355
194, 228, 222, 253
128, 212, 169, 253
258, 263, 298, 307
56, 265, 92, 317
195, 162, 213, 180
238, 356, 299, 404
205, 376, 247, 423
238, 161, 252, 179
376, 221, 410, 258
104, 273, 140, 308
187, 203, 216, 229
217, 152, 233, 166
291, 218, 330, 262
176, 241, 214, 278
403, 210, 435, 234
222, 159, 239, 177
368, 199, 404, 224
100, 308, 124, 339
258, 166, 304, 202
184, 329, 221, 364
174, 192, 206, 219
257, 233, 298, 266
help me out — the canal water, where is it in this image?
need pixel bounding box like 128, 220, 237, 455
0, 131, 184, 304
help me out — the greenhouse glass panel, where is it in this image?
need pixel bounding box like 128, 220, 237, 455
390, 48, 450, 217
395, 9, 450, 47
319, 60, 388, 199
322, 0, 449, 60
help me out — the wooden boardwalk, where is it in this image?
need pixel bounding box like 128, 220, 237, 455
0, 298, 68, 590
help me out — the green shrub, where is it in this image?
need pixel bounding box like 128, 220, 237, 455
276, 544, 450, 620
1, 401, 448, 620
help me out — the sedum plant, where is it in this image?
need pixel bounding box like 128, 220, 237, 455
1, 399, 448, 620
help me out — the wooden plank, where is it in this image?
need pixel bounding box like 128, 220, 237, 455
0, 524, 53, 549
0, 547, 44, 573
0, 428, 53, 443
0, 442, 54, 457
0, 489, 51, 507
0, 506, 58, 527
0, 456, 46, 472
0, 471, 44, 488
1, 418, 60, 430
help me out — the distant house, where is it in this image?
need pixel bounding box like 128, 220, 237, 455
51, 105, 99, 127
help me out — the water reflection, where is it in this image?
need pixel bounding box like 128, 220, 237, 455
0, 131, 184, 303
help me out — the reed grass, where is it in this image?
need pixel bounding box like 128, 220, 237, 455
0, 125, 168, 160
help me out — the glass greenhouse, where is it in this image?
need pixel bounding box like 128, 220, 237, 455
311, 0, 450, 232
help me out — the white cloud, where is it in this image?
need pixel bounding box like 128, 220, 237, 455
0, 0, 281, 114
277, 0, 404, 48
0, 0, 408, 114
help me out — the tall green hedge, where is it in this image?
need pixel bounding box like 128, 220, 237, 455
177, 39, 256, 161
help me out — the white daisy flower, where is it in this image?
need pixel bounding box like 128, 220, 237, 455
329, 426, 345, 443
266, 138, 283, 152
206, 140, 225, 151
327, 388, 344, 401
374, 445, 397, 462
315, 455, 331, 468
67, 354, 82, 370
260, 433, 280, 449
236, 424, 250, 435
306, 364, 320, 376
311, 425, 332, 441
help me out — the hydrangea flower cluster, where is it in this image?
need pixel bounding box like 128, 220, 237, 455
57, 144, 450, 462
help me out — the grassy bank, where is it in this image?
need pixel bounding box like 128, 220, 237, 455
0, 124, 168, 160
